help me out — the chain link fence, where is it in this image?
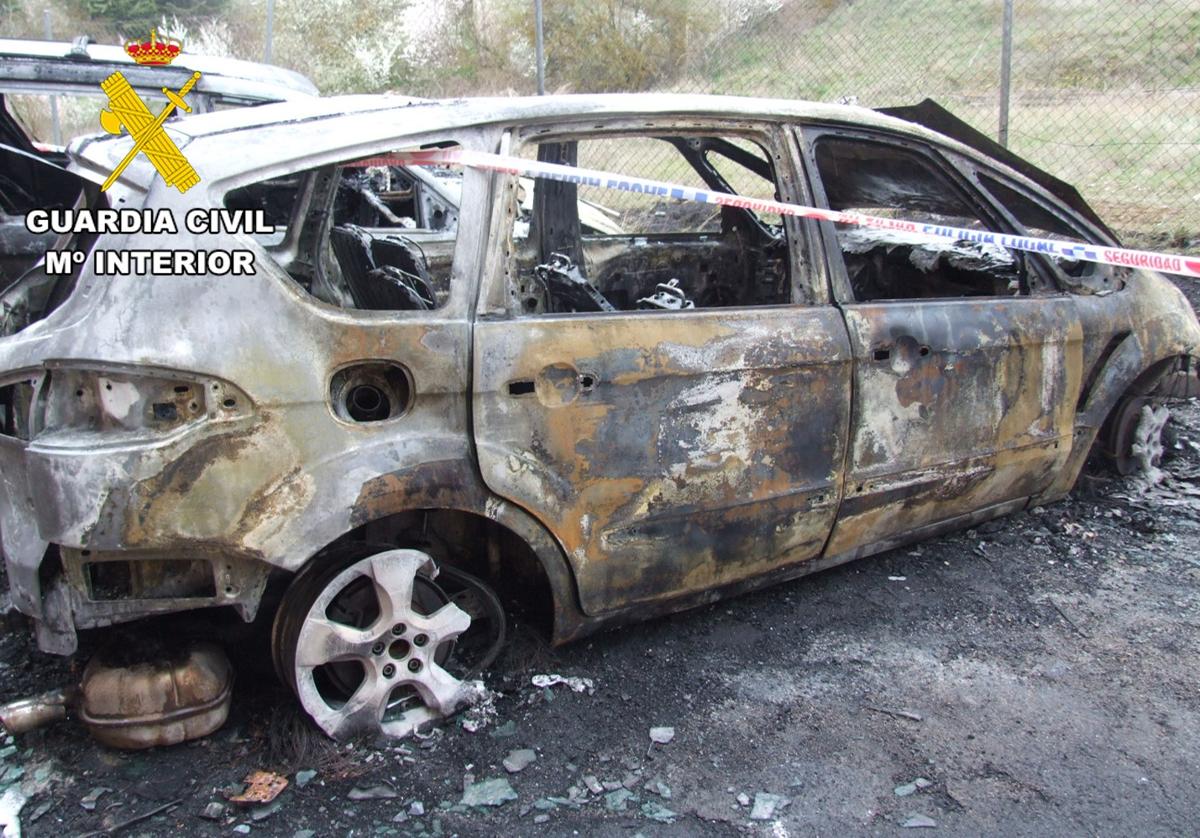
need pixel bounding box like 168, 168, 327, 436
6, 0, 1195, 239
529, 0, 1200, 242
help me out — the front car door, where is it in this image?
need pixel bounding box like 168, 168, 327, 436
472, 118, 853, 615
798, 125, 1084, 558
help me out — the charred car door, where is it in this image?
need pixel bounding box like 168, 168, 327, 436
799, 126, 1083, 557
473, 124, 852, 615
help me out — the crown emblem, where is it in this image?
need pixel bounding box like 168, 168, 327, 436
123, 28, 183, 65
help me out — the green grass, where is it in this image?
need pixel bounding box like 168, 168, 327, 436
665, 0, 1200, 235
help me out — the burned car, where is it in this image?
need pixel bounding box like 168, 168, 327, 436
1, 36, 319, 287
0, 94, 1196, 741
1, 36, 319, 147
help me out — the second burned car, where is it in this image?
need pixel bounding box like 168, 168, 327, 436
0, 94, 1196, 739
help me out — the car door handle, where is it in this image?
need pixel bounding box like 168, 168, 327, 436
506, 370, 597, 400
872, 341, 932, 363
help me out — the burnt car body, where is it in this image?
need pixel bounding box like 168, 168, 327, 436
0, 94, 1196, 740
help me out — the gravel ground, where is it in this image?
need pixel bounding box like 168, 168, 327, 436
1, 293, 1199, 837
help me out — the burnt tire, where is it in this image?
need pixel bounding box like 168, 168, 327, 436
1102, 395, 1169, 477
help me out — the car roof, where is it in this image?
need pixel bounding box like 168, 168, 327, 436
154, 92, 937, 142
67, 93, 1052, 204
0, 37, 318, 102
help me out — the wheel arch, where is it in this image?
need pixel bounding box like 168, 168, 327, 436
1038, 332, 1195, 501
284, 459, 588, 645
1078, 335, 1186, 433
1090, 351, 1191, 474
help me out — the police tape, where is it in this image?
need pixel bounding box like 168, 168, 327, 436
383, 148, 1200, 280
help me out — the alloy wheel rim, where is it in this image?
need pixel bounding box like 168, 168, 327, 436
291, 549, 473, 740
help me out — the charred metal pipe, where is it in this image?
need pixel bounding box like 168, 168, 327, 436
0, 640, 233, 748
347, 384, 390, 422
0, 687, 73, 734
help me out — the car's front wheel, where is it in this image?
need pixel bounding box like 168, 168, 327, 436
1103, 394, 1170, 477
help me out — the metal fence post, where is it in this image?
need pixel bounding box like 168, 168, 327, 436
998, 0, 1014, 147
43, 8, 61, 147
264, 0, 275, 64
534, 0, 545, 95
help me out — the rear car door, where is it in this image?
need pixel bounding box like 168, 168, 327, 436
798, 126, 1084, 557
472, 121, 853, 615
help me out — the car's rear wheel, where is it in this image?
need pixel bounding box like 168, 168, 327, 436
272, 543, 505, 740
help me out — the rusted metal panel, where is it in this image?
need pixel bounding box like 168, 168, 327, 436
826, 296, 1083, 555
0, 433, 47, 617
0, 152, 492, 651
78, 641, 233, 749
473, 306, 852, 615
